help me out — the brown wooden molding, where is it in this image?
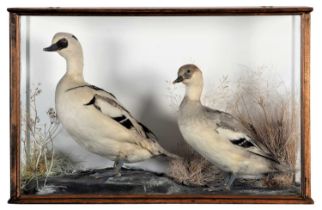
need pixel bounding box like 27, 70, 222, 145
301, 13, 311, 200
9, 12, 21, 204
8, 7, 313, 204
7, 7, 313, 16
10, 194, 314, 204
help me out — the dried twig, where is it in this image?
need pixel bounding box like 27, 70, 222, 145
21, 84, 62, 191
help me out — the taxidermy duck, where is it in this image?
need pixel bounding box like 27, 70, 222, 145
173, 64, 288, 190
43, 32, 178, 176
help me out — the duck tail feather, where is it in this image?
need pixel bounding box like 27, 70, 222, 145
272, 162, 294, 173
160, 150, 182, 160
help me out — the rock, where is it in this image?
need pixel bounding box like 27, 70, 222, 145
22, 168, 301, 195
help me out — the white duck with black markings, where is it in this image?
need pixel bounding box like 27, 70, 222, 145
173, 64, 289, 190
44, 32, 177, 176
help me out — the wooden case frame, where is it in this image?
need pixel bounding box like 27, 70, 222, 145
8, 7, 313, 204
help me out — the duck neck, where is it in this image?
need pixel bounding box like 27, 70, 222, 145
185, 80, 203, 101
65, 51, 84, 82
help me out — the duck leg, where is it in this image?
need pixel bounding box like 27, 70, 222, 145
113, 159, 124, 177
204, 172, 236, 192
90, 159, 124, 179
223, 172, 236, 190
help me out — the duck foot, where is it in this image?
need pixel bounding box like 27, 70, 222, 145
221, 172, 236, 190
89, 170, 120, 179
204, 172, 236, 192
204, 185, 229, 192
90, 159, 125, 179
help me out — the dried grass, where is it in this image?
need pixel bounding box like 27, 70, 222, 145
227, 69, 299, 187
168, 143, 222, 186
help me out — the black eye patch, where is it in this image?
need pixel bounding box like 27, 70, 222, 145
56, 38, 68, 50
43, 38, 68, 52
72, 35, 78, 40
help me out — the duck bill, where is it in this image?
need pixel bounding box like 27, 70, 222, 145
44, 38, 68, 52
172, 76, 184, 84
43, 43, 60, 52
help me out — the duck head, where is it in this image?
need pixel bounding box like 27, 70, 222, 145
44, 32, 82, 59
173, 64, 204, 100
44, 32, 84, 80
173, 64, 203, 85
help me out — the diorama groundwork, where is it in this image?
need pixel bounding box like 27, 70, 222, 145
23, 167, 300, 195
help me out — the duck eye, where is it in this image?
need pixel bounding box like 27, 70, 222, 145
187, 69, 191, 73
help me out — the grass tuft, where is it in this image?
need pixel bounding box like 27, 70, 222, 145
168, 143, 222, 186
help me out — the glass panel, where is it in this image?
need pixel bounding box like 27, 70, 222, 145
20, 15, 302, 195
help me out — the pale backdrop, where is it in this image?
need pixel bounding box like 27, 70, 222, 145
20, 15, 301, 173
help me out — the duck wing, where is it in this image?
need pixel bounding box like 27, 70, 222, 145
83, 86, 179, 157
67, 84, 156, 142
204, 107, 279, 163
